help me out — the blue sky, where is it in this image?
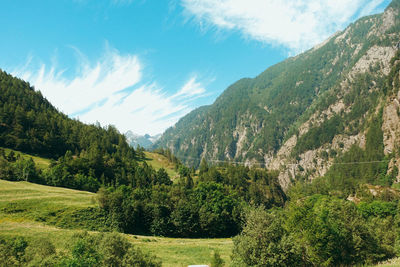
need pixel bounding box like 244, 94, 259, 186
1, 0, 391, 135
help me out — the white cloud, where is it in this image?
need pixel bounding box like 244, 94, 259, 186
181, 0, 387, 53
171, 76, 206, 99
12, 48, 208, 135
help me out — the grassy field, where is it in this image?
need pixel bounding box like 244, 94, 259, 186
0, 220, 232, 267
0, 179, 232, 266
373, 258, 400, 267
2, 147, 51, 169
1, 147, 178, 178
0, 179, 95, 207
144, 151, 179, 180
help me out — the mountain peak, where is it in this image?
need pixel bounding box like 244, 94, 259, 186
125, 131, 161, 149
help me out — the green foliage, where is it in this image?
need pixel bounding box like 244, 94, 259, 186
388, 0, 400, 10
0, 70, 135, 160
0, 232, 161, 267
232, 206, 303, 266
308, 110, 390, 197
233, 195, 396, 266
94, 162, 286, 238
0, 144, 174, 193
210, 250, 224, 267
286, 195, 389, 265
0, 69, 154, 191
293, 116, 343, 156
199, 158, 209, 175
0, 236, 28, 266
358, 201, 397, 218
193, 182, 240, 237
65, 236, 101, 266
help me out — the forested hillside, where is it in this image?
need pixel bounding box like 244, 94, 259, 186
0, 69, 286, 239
155, 0, 400, 189
3, 1, 400, 266
0, 69, 144, 190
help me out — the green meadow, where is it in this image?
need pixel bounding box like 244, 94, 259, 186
144, 151, 180, 180
0, 179, 232, 266
2, 147, 51, 169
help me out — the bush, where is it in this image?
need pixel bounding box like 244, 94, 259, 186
232, 207, 303, 266
0, 236, 28, 266
210, 250, 224, 267
233, 195, 395, 266
61, 232, 162, 266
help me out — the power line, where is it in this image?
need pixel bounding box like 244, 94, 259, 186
331, 160, 390, 165
177, 155, 264, 166
175, 154, 391, 167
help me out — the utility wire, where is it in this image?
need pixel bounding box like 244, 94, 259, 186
174, 155, 391, 167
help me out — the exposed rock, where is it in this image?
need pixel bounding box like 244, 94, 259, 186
335, 27, 351, 44
351, 46, 396, 76
234, 127, 248, 158
270, 131, 365, 190
381, 7, 397, 33
382, 96, 400, 155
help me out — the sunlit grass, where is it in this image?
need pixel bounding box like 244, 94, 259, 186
2, 147, 51, 169
0, 180, 95, 206
144, 151, 179, 180
373, 258, 400, 267
0, 179, 233, 266
127, 235, 232, 267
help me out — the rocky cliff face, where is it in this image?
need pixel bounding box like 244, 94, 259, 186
155, 1, 400, 189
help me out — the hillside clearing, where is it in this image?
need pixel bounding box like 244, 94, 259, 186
144, 151, 179, 180
2, 147, 51, 169
0, 179, 232, 266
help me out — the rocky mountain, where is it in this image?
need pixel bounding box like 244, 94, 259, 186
155, 0, 400, 189
125, 130, 160, 149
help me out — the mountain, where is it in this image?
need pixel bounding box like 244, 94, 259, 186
125, 130, 161, 149
0, 69, 148, 191
155, 0, 400, 189
0, 69, 136, 160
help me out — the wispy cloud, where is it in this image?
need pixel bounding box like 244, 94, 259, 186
171, 76, 205, 99
181, 0, 387, 53
12, 47, 208, 135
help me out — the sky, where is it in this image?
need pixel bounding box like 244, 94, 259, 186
0, 0, 392, 135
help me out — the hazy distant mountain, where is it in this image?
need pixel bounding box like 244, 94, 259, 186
125, 131, 161, 149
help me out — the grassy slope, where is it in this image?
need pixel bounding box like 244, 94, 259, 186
2, 148, 177, 177
373, 258, 400, 267
0, 180, 232, 266
144, 151, 179, 180
3, 147, 51, 169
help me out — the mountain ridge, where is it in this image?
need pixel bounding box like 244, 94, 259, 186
155, 1, 400, 189
125, 130, 160, 149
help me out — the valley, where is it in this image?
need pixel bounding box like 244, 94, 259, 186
2, 1, 400, 266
